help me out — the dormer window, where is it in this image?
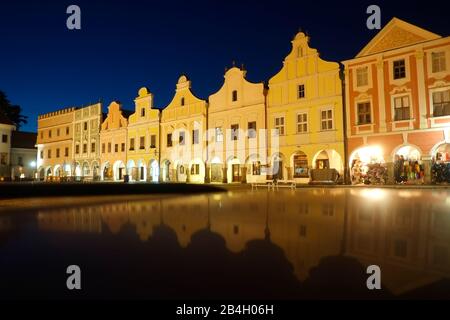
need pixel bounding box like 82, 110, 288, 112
141, 108, 145, 117
232, 90, 238, 102
298, 46, 303, 57
181, 97, 185, 106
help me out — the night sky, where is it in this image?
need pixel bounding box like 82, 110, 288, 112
0, 0, 448, 132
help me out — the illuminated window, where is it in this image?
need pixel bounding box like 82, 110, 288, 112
357, 102, 371, 124
252, 161, 261, 175
274, 117, 285, 135
215, 127, 223, 142
394, 96, 411, 121
191, 164, 200, 175
297, 112, 308, 133
293, 152, 309, 178
356, 67, 368, 87
321, 109, 333, 130
432, 52, 446, 73
432, 90, 450, 117
248, 121, 256, 139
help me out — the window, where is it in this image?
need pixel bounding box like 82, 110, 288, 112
179, 131, 185, 145
167, 133, 172, 147
91, 143, 95, 153
115, 144, 118, 153
75, 145, 80, 154
56, 148, 60, 158
232, 90, 238, 102
66, 126, 70, 135
297, 113, 308, 133
0, 153, 7, 165
299, 225, 307, 238
433, 90, 450, 117
298, 84, 305, 99
65, 147, 69, 157
16, 156, 23, 166
357, 102, 371, 124
108, 143, 111, 153
432, 52, 446, 73
181, 97, 185, 106
274, 117, 285, 135
248, 121, 256, 139
394, 96, 411, 121
192, 130, 199, 144
130, 138, 135, 151
140, 136, 145, 149
191, 164, 200, 175
57, 128, 60, 136
40, 131, 43, 139
150, 135, 156, 148
121, 143, 125, 152
83, 143, 87, 153
215, 127, 223, 142
84, 122, 88, 131
141, 108, 145, 117
356, 67, 369, 87
393, 59, 406, 79
293, 153, 309, 178
252, 161, 261, 175
102, 143, 105, 153
231, 124, 239, 141
321, 109, 333, 130
1, 134, 7, 143
40, 151, 44, 159
49, 130, 52, 138
48, 150, 52, 159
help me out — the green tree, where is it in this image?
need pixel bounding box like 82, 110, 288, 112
0, 90, 28, 129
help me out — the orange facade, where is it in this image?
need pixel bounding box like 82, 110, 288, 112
343, 18, 450, 184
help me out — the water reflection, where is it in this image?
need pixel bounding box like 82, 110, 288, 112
1, 188, 450, 299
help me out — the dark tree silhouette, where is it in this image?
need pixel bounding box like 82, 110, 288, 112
0, 90, 28, 129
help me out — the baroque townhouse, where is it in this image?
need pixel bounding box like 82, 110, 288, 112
127, 87, 160, 182
268, 32, 345, 184
343, 18, 450, 184
160, 76, 207, 183
72, 103, 103, 180
99, 101, 132, 181
208, 67, 267, 183
36, 108, 74, 181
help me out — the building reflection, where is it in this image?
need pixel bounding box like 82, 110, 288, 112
29, 188, 450, 295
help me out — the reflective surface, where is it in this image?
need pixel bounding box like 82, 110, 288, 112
1, 188, 450, 299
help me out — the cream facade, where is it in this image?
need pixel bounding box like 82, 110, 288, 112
160, 76, 207, 183
73, 103, 102, 181
0, 115, 15, 180
99, 101, 130, 181
268, 32, 345, 184
208, 67, 267, 183
36, 108, 75, 181
127, 88, 160, 182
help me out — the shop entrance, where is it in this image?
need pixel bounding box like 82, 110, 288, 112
232, 164, 240, 182
394, 146, 423, 184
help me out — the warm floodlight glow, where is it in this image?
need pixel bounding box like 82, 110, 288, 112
360, 188, 386, 201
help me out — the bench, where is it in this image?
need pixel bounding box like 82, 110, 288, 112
251, 179, 275, 191
275, 180, 297, 190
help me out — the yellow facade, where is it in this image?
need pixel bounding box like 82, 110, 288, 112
72, 103, 102, 180
36, 108, 75, 181
160, 76, 207, 183
208, 67, 267, 183
99, 101, 129, 181
127, 87, 160, 182
268, 32, 345, 183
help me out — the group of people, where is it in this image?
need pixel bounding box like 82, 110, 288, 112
394, 155, 424, 184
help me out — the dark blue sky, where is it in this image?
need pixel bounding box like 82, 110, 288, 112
0, 0, 448, 132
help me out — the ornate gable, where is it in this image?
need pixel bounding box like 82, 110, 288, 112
356, 18, 441, 57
